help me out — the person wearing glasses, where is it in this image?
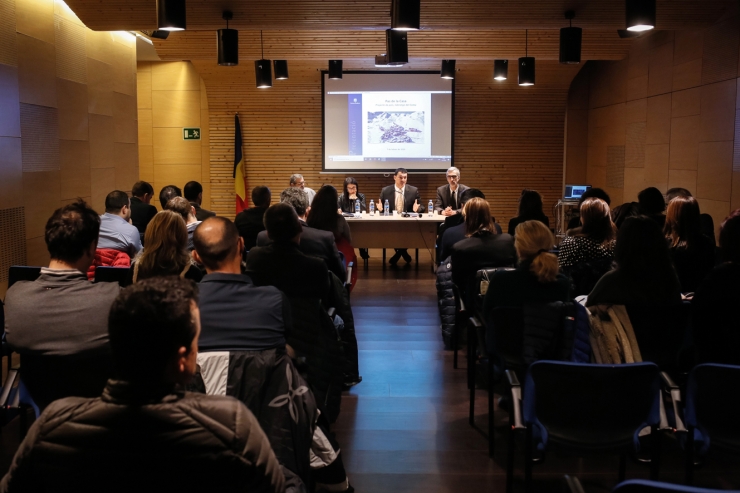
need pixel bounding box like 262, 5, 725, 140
289, 173, 316, 204
434, 167, 469, 216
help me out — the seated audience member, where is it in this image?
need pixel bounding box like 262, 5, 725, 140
165, 196, 201, 251
158, 184, 181, 209
434, 166, 469, 216
482, 220, 571, 313
587, 216, 681, 306
566, 187, 611, 230
666, 187, 716, 246
193, 217, 289, 352
507, 189, 550, 236
4, 200, 119, 411
129, 181, 157, 241
637, 186, 667, 229
558, 198, 616, 295
308, 185, 356, 286
248, 203, 330, 299
337, 178, 369, 261
184, 180, 216, 221
132, 211, 203, 283
438, 189, 501, 261
290, 173, 316, 204
0, 277, 286, 492
692, 210, 740, 365
256, 188, 345, 281
664, 196, 715, 293
235, 186, 271, 251
450, 198, 516, 308
97, 190, 142, 258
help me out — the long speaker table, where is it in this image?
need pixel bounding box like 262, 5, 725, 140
345, 213, 445, 270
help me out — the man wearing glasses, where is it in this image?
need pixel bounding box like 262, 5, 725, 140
434, 167, 469, 217
289, 173, 316, 204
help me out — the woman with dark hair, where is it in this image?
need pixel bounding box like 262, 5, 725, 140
507, 189, 550, 236
337, 177, 366, 213
637, 186, 666, 228
558, 198, 616, 295
336, 178, 368, 260
692, 210, 740, 365
586, 216, 681, 306
307, 185, 357, 287
132, 210, 203, 283
663, 196, 715, 293
450, 198, 516, 307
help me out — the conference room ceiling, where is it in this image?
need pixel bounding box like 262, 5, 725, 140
65, 0, 737, 32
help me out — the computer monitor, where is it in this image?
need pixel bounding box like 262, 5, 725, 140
563, 184, 591, 201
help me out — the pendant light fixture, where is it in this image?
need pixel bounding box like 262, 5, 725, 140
559, 11, 582, 64
274, 60, 289, 80
328, 60, 343, 80
440, 60, 455, 79
386, 29, 408, 65
255, 31, 272, 88
493, 60, 508, 80
518, 30, 535, 86
391, 0, 420, 31
157, 0, 186, 31
626, 0, 655, 32
217, 11, 238, 66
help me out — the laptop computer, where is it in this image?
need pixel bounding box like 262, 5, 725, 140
563, 184, 591, 202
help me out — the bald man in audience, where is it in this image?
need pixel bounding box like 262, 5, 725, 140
193, 217, 291, 352
4, 200, 119, 411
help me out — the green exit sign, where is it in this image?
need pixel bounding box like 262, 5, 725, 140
183, 128, 201, 140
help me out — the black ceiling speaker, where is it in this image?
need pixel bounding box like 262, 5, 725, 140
386, 29, 408, 65
391, 0, 420, 31
274, 60, 289, 80
559, 11, 582, 64
441, 59, 455, 79
217, 11, 238, 66
626, 0, 656, 32
518, 30, 535, 86
255, 32, 271, 88
157, 0, 186, 31
493, 59, 508, 80
328, 60, 343, 79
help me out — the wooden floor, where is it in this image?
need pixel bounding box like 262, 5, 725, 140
337, 249, 740, 493
0, 250, 738, 491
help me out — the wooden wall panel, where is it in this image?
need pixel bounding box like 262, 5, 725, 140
574, 18, 740, 238
0, 0, 18, 67
0, 137, 23, 209
56, 77, 88, 141
17, 34, 57, 108
20, 103, 59, 171
194, 59, 579, 227
0, 64, 21, 138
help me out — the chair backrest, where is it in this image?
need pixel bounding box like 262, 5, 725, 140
613, 479, 740, 493
567, 257, 614, 297
524, 361, 661, 451
94, 266, 132, 287
474, 267, 515, 316
685, 363, 740, 454
487, 306, 527, 374
626, 302, 691, 375
8, 266, 41, 288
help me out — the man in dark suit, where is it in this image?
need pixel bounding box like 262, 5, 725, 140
256, 188, 345, 281
434, 166, 469, 216
129, 181, 157, 242
234, 186, 271, 251
377, 168, 425, 265
185, 181, 216, 221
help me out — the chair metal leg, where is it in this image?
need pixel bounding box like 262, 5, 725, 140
686, 425, 695, 485
506, 407, 516, 493
468, 324, 476, 426
488, 358, 495, 457
524, 426, 533, 493
650, 425, 661, 481
452, 320, 458, 370
619, 453, 626, 482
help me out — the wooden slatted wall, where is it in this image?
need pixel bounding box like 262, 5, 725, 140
193, 59, 581, 226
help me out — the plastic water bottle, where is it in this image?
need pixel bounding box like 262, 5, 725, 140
369, 200, 375, 215
428, 199, 434, 217
384, 199, 389, 216
355, 199, 361, 216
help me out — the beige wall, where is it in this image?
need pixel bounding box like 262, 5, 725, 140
0, 0, 138, 295
136, 61, 211, 210
565, 18, 740, 237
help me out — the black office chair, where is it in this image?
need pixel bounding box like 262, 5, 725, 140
613, 479, 740, 493
507, 361, 663, 493
626, 303, 692, 377
564, 257, 614, 297
94, 266, 132, 287
8, 266, 41, 288
684, 363, 740, 485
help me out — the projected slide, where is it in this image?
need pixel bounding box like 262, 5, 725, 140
323, 72, 453, 173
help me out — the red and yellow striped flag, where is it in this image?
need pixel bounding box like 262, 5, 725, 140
233, 114, 248, 213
